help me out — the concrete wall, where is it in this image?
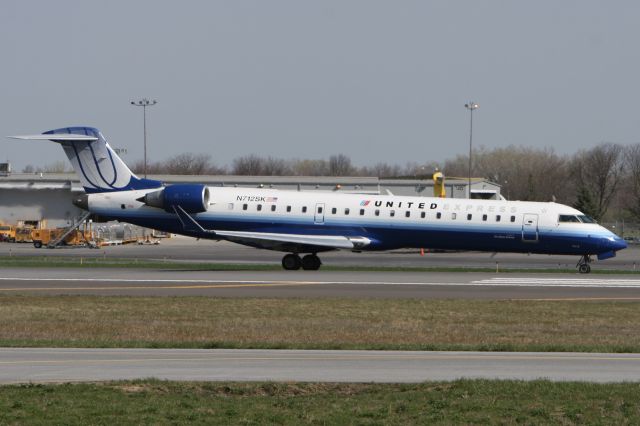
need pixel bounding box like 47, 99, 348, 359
0, 188, 83, 228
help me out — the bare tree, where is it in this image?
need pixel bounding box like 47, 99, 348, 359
232, 154, 264, 175
165, 153, 212, 175
291, 159, 329, 176
329, 154, 353, 176
444, 146, 571, 202
262, 157, 292, 176
570, 143, 624, 220
623, 144, 640, 221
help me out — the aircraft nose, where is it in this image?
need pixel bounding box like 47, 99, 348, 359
614, 237, 628, 251
603, 236, 627, 251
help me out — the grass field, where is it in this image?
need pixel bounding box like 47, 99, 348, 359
1, 296, 639, 352
1, 380, 639, 424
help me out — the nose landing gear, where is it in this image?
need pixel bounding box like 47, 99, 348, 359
576, 255, 591, 274
281, 253, 322, 270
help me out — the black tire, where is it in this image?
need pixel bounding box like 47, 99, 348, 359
578, 264, 591, 274
33, 241, 42, 249
282, 254, 302, 270
301, 254, 322, 270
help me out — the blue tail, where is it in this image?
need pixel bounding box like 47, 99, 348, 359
42, 127, 162, 193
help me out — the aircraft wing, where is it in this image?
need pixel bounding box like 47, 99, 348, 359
214, 230, 371, 252
172, 206, 370, 252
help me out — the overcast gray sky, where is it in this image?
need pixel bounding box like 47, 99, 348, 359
2, 1, 639, 171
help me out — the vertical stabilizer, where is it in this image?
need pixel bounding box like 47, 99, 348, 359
16, 127, 162, 193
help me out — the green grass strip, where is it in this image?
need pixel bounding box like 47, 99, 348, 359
1, 380, 639, 424
0, 255, 637, 274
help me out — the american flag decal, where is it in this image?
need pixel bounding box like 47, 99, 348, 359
360, 200, 370, 206
266, 197, 278, 202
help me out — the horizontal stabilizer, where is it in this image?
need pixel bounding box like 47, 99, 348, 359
8, 134, 98, 142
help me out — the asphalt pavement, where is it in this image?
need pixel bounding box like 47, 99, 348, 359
1, 268, 640, 299
1, 348, 638, 384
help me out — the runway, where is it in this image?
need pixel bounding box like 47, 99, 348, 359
2, 268, 640, 299
1, 348, 638, 384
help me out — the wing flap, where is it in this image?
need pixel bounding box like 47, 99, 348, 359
214, 230, 370, 251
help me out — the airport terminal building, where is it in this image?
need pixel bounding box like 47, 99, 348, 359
0, 172, 501, 229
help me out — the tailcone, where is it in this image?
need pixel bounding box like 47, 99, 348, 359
72, 194, 89, 210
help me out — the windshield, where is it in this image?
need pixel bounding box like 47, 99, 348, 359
578, 215, 597, 224
558, 214, 597, 224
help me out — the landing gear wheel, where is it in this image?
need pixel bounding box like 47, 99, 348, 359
282, 254, 302, 270
576, 255, 592, 274
301, 254, 322, 271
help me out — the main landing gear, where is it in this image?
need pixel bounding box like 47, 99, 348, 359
281, 253, 322, 271
576, 255, 591, 274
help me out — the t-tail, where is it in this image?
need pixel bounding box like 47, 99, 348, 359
9, 127, 162, 193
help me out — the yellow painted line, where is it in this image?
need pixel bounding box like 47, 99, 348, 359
0, 282, 319, 292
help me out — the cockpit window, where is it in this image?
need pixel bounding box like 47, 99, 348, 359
578, 215, 596, 224
559, 215, 581, 223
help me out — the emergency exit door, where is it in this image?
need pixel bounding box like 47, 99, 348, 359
314, 203, 325, 224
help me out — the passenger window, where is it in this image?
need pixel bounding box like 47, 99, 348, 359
271, 205, 276, 212
482, 214, 487, 221
360, 209, 365, 216
467, 214, 472, 220
228, 203, 234, 210
302, 206, 307, 213
452, 213, 457, 220
421, 212, 426, 219
510, 215, 516, 222
496, 215, 501, 222
390, 210, 395, 217
375, 209, 380, 216
332, 208, 337, 214
257, 204, 262, 211
317, 206, 323, 214
243, 204, 248, 211
286, 205, 291, 212
436, 212, 442, 219
344, 208, 350, 215
405, 211, 410, 218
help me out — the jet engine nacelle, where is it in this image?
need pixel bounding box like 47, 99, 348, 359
141, 184, 210, 213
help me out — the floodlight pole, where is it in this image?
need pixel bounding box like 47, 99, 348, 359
464, 101, 479, 199
130, 98, 157, 178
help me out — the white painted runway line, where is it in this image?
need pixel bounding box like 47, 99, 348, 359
472, 278, 640, 288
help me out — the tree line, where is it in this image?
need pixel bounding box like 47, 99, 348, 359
22, 142, 640, 222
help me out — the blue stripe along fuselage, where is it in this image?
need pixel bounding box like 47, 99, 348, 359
94, 208, 620, 255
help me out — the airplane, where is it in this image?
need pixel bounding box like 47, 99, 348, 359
9, 126, 627, 273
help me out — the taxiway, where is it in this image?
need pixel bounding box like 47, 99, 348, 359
1, 348, 638, 384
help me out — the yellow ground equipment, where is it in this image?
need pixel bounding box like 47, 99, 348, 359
0, 225, 16, 242
433, 170, 446, 198
31, 228, 92, 248
14, 227, 33, 243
